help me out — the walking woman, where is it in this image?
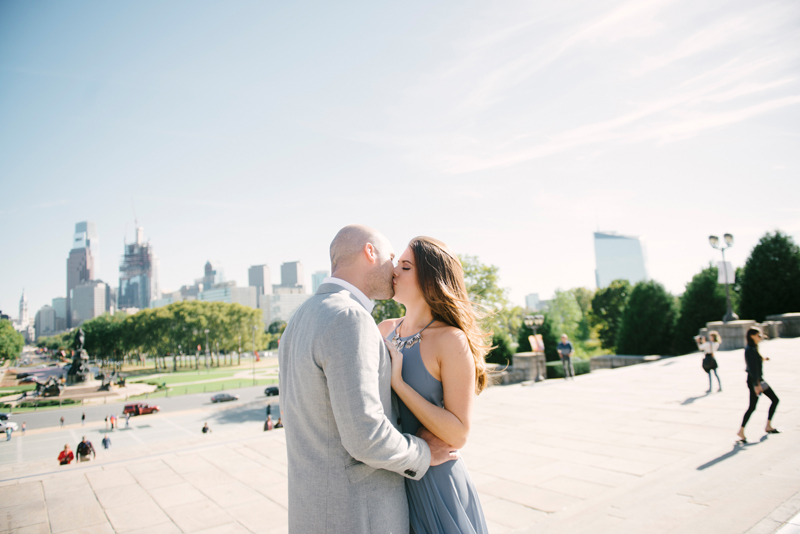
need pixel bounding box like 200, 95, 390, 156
696, 331, 722, 393
737, 328, 779, 443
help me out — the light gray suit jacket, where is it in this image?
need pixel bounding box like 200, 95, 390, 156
279, 283, 431, 534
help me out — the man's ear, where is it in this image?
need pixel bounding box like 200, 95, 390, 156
364, 243, 378, 264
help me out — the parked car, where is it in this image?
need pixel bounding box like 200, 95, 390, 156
123, 403, 160, 416
0, 421, 19, 432
264, 386, 279, 397
0, 413, 10, 421
211, 393, 239, 403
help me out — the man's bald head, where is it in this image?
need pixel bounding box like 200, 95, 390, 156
330, 225, 391, 272
329, 225, 395, 300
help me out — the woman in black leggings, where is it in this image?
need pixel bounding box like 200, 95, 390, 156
737, 328, 779, 443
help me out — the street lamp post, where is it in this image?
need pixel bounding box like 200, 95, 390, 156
216, 341, 219, 367
709, 234, 738, 323
204, 329, 210, 372
177, 345, 181, 372
238, 335, 241, 366
252, 325, 257, 386
523, 315, 546, 382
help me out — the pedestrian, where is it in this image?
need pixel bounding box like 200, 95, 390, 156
102, 435, 111, 449
81, 412, 86, 426
21, 422, 25, 436
557, 334, 576, 380
266, 404, 271, 417
274, 417, 283, 429
76, 436, 96, 462
125, 413, 130, 429
696, 332, 722, 393
58, 444, 74, 465
5, 427, 11, 441
202, 422, 212, 434
60, 416, 65, 428
110, 415, 115, 430
737, 328, 780, 443
264, 415, 274, 431
104, 415, 109, 430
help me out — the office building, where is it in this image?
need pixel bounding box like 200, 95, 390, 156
312, 271, 328, 294
118, 227, 159, 311
594, 232, 648, 289
66, 222, 96, 327
525, 293, 541, 311
269, 293, 311, 324
52, 297, 67, 332
35, 305, 57, 339
197, 283, 258, 309
248, 265, 272, 295
277, 261, 304, 292
71, 280, 107, 327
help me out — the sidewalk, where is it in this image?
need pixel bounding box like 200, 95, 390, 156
0, 338, 798, 533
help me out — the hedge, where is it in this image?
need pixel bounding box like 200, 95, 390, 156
546, 360, 591, 379
16, 399, 80, 408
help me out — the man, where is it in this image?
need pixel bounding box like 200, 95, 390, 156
557, 334, 576, 380
279, 225, 456, 533
76, 436, 96, 462
102, 435, 111, 449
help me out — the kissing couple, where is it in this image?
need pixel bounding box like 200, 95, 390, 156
279, 224, 490, 533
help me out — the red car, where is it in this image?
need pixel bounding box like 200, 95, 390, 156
123, 403, 160, 416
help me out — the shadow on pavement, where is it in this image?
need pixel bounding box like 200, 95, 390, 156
681, 392, 711, 405
696, 435, 768, 470
208, 401, 281, 426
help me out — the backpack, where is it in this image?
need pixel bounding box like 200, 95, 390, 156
77, 442, 89, 456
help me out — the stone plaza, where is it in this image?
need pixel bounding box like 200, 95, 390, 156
1, 338, 798, 534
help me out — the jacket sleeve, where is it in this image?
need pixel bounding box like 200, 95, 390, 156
318, 308, 431, 480
745, 347, 763, 385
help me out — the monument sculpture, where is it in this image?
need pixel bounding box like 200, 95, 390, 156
66, 328, 94, 386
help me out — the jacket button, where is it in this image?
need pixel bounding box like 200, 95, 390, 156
404, 469, 416, 477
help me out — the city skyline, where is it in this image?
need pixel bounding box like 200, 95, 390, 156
1, 1, 799, 317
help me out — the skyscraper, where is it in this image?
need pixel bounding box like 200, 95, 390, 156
594, 232, 648, 289
311, 271, 328, 294
66, 222, 96, 328
71, 281, 106, 327
525, 293, 540, 311
280, 261, 304, 289
18, 289, 29, 327
52, 297, 67, 331
118, 226, 159, 310
248, 265, 272, 295
35, 305, 57, 339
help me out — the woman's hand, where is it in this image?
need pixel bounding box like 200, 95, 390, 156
384, 340, 405, 390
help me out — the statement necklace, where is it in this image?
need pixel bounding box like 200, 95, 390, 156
389, 319, 436, 351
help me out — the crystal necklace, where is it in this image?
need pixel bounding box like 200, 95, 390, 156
390, 318, 436, 351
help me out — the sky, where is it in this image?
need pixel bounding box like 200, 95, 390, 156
1, 0, 799, 318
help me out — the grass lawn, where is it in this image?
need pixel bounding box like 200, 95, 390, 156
131, 377, 278, 399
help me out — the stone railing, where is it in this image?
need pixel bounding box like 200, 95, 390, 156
589, 354, 667, 370
486, 351, 546, 387
766, 313, 800, 338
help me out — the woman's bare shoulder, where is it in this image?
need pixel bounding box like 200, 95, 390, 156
378, 317, 403, 338
428, 324, 471, 356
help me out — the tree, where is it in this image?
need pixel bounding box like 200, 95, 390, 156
570, 287, 595, 342
0, 320, 24, 362
546, 290, 582, 342
589, 280, 631, 351
616, 281, 677, 356
674, 264, 727, 354
740, 231, 800, 321
372, 300, 406, 324
536, 313, 561, 362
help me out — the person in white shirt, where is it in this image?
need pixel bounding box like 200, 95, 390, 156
695, 331, 721, 393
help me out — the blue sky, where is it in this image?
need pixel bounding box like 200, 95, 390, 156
1, 0, 799, 317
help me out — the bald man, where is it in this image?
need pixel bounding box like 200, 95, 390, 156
279, 225, 455, 533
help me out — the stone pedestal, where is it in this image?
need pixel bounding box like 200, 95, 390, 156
766, 312, 800, 338
705, 320, 756, 351
511, 352, 546, 382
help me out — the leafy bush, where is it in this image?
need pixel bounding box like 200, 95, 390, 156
486, 332, 513, 366
674, 264, 727, 354
546, 360, 591, 379
17, 399, 79, 408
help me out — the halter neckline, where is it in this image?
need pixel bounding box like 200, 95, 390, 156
396, 318, 436, 339
390, 318, 436, 351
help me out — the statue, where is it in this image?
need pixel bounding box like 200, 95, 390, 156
66, 328, 93, 386
36, 376, 64, 397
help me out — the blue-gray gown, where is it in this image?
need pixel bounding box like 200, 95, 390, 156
390, 322, 488, 534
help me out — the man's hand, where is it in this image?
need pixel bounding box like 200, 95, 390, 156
754, 384, 763, 395
418, 426, 458, 466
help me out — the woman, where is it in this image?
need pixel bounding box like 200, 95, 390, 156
58, 444, 74, 466
696, 331, 721, 393
737, 328, 779, 443
379, 236, 489, 534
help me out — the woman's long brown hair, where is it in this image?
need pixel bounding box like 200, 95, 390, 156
409, 236, 491, 393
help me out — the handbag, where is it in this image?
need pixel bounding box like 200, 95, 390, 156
760, 381, 770, 391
